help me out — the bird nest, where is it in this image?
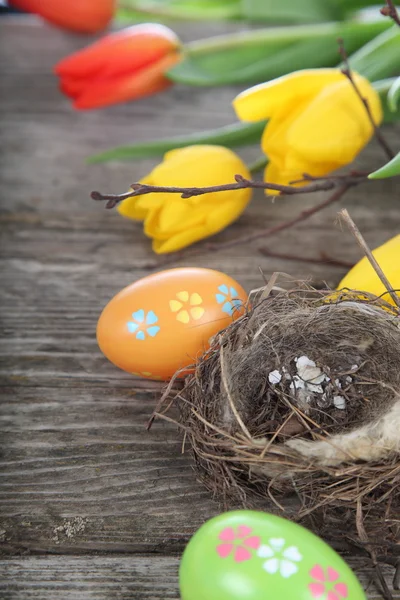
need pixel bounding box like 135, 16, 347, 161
154, 284, 400, 568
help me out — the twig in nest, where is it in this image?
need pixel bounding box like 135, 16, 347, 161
381, 0, 400, 26
338, 38, 395, 161
92, 173, 365, 210
220, 343, 252, 441
339, 209, 400, 308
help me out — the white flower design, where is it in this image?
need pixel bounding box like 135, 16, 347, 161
257, 538, 302, 578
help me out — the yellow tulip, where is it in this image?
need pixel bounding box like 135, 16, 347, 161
117, 145, 252, 253
338, 234, 400, 306
233, 69, 382, 192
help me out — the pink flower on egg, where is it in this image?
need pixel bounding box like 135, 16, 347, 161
216, 525, 261, 563
308, 565, 349, 600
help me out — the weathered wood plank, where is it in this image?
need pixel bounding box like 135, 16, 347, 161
0, 385, 218, 555
0, 17, 399, 600
0, 556, 398, 600
0, 555, 180, 600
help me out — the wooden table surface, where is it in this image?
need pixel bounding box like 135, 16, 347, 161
0, 16, 399, 600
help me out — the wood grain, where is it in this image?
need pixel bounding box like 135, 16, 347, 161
0, 16, 399, 599
0, 556, 398, 600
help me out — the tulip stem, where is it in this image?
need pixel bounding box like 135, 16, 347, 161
381, 0, 400, 27
248, 156, 268, 174
338, 38, 395, 161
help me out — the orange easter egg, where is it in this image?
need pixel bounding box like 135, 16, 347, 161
97, 267, 248, 381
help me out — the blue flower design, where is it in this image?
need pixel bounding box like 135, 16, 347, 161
216, 284, 243, 316
127, 309, 160, 340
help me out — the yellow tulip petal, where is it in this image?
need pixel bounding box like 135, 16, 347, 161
176, 309, 190, 324
205, 189, 252, 232
117, 176, 154, 220
190, 293, 202, 306
152, 224, 210, 254
145, 199, 205, 239
338, 234, 400, 306
262, 162, 301, 194
153, 145, 251, 188
130, 145, 253, 253
233, 69, 346, 122
118, 193, 167, 221
117, 198, 144, 220
190, 307, 205, 320
287, 76, 382, 166
177, 291, 189, 302
170, 299, 183, 312
263, 160, 340, 195
260, 97, 311, 166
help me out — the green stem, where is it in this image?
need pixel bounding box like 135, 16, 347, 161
186, 20, 389, 54
117, 0, 242, 21
249, 156, 268, 173
87, 121, 266, 164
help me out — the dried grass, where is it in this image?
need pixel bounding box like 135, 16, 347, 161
154, 284, 400, 567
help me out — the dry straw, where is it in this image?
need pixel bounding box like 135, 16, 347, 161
155, 286, 399, 552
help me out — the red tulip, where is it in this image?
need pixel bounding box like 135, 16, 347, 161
54, 24, 181, 110
9, 0, 115, 33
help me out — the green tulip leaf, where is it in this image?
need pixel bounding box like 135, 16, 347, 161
87, 120, 266, 164
117, 0, 242, 21
368, 152, 400, 179
168, 21, 389, 86
345, 25, 400, 81
373, 78, 400, 123
388, 76, 400, 112
241, 0, 339, 23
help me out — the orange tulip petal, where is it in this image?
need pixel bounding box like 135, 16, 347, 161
10, 0, 114, 33
59, 76, 89, 99
55, 24, 180, 79
73, 52, 180, 110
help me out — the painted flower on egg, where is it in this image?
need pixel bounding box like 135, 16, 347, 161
127, 309, 160, 340
169, 291, 205, 324
257, 538, 302, 578
216, 285, 243, 316
216, 525, 261, 563
308, 565, 349, 600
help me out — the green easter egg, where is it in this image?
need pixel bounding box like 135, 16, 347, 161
179, 510, 366, 600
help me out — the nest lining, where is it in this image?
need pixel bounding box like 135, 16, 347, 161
156, 286, 400, 559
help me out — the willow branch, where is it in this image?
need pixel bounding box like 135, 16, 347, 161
381, 0, 400, 26
91, 173, 366, 209
338, 38, 395, 161
153, 183, 358, 265
258, 248, 355, 268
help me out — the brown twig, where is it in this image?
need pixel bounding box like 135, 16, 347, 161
339, 208, 400, 308
91, 173, 364, 209
290, 171, 369, 185
338, 38, 395, 161
381, 0, 400, 26
153, 183, 357, 266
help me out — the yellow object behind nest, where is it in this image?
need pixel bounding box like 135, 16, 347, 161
337, 234, 400, 306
